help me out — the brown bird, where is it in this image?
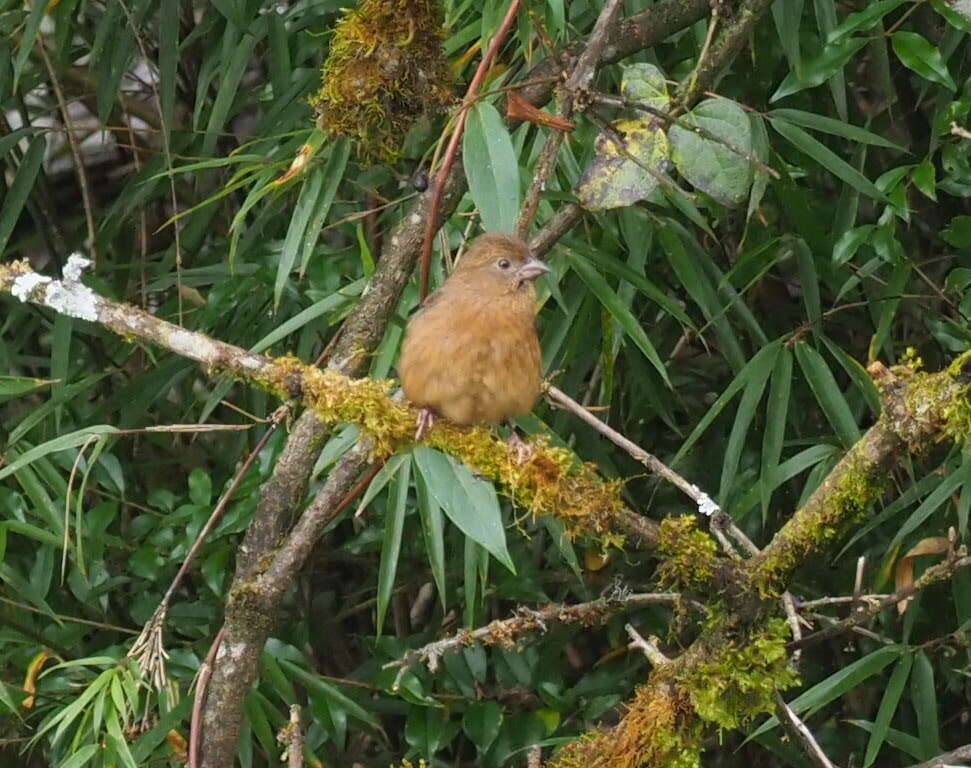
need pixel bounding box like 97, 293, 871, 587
398, 233, 549, 455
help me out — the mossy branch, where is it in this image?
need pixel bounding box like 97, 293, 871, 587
0, 257, 655, 546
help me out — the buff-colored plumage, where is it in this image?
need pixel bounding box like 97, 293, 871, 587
399, 233, 548, 426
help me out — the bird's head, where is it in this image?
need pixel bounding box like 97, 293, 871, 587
454, 233, 550, 293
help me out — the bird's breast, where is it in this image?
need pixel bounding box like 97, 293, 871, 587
399, 295, 542, 426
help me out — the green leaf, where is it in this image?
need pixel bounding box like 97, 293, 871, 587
827, 0, 907, 42
771, 36, 868, 101
793, 342, 861, 447
0, 376, 54, 399
670, 98, 754, 206
376, 459, 411, 635
620, 62, 669, 108
564, 250, 670, 386
769, 108, 905, 150
863, 652, 913, 767
931, 0, 971, 32
279, 659, 381, 729
0, 136, 46, 255
577, 118, 670, 211
275, 168, 325, 309
943, 215, 971, 248
750, 646, 902, 740
769, 117, 887, 201
415, 460, 447, 610
911, 651, 941, 757
464, 101, 521, 232
463, 700, 503, 753
891, 31, 956, 90
405, 706, 448, 757
760, 347, 793, 518
719, 342, 779, 503
412, 446, 515, 573
833, 225, 875, 266
0, 427, 119, 482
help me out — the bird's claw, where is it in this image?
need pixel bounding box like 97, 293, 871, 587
506, 431, 534, 465
415, 408, 436, 441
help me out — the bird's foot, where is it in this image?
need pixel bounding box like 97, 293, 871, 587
415, 408, 436, 441
506, 431, 534, 465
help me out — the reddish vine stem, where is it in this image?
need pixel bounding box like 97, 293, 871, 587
418, 0, 523, 300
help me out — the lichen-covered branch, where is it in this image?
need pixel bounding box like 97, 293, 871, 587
387, 589, 683, 684
0, 257, 649, 544
750, 358, 971, 597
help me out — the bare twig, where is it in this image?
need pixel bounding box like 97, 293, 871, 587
625, 624, 671, 666
910, 743, 971, 768
781, 591, 805, 666
278, 705, 305, 768
793, 552, 971, 650
546, 385, 719, 515
419, 0, 523, 299
189, 627, 225, 768
774, 691, 839, 768
952, 122, 971, 141
385, 590, 681, 687
37, 42, 98, 261
516, 0, 625, 237
128, 406, 287, 688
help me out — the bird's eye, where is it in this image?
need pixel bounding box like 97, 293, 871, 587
497, 258, 511, 269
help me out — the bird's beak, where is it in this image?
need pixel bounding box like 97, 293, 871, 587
516, 258, 550, 282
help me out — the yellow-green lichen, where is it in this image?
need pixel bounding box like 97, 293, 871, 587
679, 618, 798, 731
655, 516, 720, 591
311, 0, 453, 163
750, 445, 883, 598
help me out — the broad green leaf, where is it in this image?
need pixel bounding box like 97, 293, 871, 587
670, 98, 754, 206
376, 460, 411, 635
412, 446, 515, 573
911, 651, 941, 757
0, 376, 54, 398
577, 118, 670, 211
827, 0, 907, 42
931, 0, 971, 32
891, 31, 956, 90
620, 62, 669, 108
463, 700, 502, 753
279, 660, 381, 729
793, 342, 860, 447
464, 101, 521, 232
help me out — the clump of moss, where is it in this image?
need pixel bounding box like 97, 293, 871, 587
655, 516, 720, 591
311, 0, 453, 163
679, 618, 798, 731
547, 679, 702, 768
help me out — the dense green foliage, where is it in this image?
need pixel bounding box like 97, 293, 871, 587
1, 0, 970, 765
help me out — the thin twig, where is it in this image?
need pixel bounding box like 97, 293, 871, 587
516, 0, 625, 237
128, 408, 287, 687
189, 627, 225, 768
793, 552, 971, 650
625, 624, 671, 666
952, 122, 971, 141
0, 595, 138, 635
419, 0, 523, 299
546, 385, 718, 515
385, 589, 681, 687
910, 743, 971, 768
37, 42, 98, 261
774, 690, 839, 768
